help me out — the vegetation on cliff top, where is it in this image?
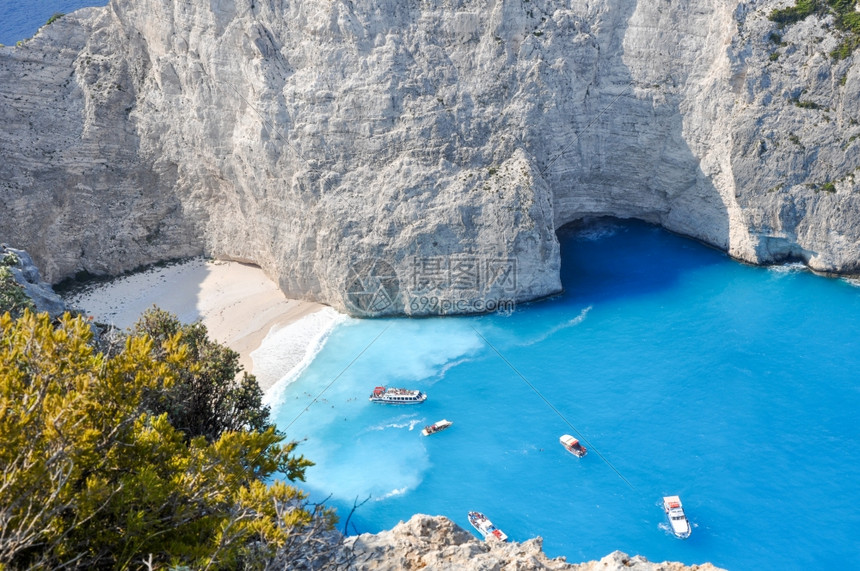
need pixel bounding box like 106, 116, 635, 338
0, 252, 35, 319
0, 309, 336, 570
769, 0, 860, 59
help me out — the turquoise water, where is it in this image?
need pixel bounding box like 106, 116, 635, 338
271, 219, 860, 570
0, 1, 107, 46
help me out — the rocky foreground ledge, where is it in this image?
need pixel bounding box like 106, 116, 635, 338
337, 515, 725, 571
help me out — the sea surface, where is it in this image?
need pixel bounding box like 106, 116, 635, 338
267, 219, 860, 570
0, 1, 107, 46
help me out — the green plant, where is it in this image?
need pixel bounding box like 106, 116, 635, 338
1, 252, 18, 267
132, 307, 272, 442
0, 310, 331, 569
794, 98, 824, 109
770, 0, 860, 59
770, 51, 781, 61
821, 181, 837, 192
0, 266, 35, 318
769, 0, 818, 26
832, 35, 860, 59
45, 12, 64, 26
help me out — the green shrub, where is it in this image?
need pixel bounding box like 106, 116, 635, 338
45, 12, 64, 26
794, 99, 824, 109
0, 310, 332, 570
131, 307, 272, 442
838, 12, 860, 34
827, 0, 856, 14
831, 35, 860, 59
0, 266, 36, 318
769, 0, 819, 26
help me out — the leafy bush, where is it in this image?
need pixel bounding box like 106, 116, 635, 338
838, 11, 860, 33
0, 267, 35, 318
45, 13, 64, 26
0, 310, 333, 570
132, 307, 271, 442
770, 0, 860, 58
769, 0, 819, 26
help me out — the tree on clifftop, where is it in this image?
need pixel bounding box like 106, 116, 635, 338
132, 306, 271, 442
0, 310, 336, 570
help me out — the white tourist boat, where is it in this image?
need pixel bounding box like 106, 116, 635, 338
467, 511, 508, 541
662, 495, 691, 539
559, 434, 587, 457
369, 386, 427, 404
421, 419, 452, 436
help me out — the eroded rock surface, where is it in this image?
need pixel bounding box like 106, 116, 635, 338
337, 514, 725, 571
2, 1, 859, 314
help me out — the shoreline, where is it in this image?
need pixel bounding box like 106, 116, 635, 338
63, 257, 331, 391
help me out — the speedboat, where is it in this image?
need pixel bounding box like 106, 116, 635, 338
559, 434, 587, 457
421, 419, 452, 436
467, 511, 508, 541
369, 386, 427, 404
662, 495, 691, 539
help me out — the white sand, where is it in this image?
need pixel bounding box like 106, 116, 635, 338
65, 258, 330, 391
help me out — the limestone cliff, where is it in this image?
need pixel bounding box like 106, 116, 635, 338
335, 514, 725, 570
1, 0, 859, 315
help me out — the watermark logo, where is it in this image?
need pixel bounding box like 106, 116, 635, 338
409, 255, 517, 315
344, 259, 400, 316
343, 255, 518, 316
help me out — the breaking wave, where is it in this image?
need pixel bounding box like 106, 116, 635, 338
260, 307, 348, 407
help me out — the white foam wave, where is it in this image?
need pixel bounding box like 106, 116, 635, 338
260, 307, 348, 407
768, 262, 807, 274
522, 306, 592, 346
375, 487, 409, 501
843, 277, 860, 288
576, 223, 621, 241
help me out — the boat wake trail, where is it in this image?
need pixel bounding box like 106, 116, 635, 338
522, 306, 592, 346
367, 415, 422, 432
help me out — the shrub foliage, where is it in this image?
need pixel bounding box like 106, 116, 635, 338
0, 310, 334, 570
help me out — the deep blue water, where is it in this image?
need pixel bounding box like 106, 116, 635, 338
271, 220, 860, 570
0, 1, 107, 46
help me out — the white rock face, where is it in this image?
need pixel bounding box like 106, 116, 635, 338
339, 514, 725, 570
1, 0, 859, 314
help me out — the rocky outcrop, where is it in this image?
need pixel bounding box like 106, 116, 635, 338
336, 514, 724, 571
1, 245, 66, 317
1, 0, 859, 315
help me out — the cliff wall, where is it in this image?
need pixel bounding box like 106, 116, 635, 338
2, 0, 859, 314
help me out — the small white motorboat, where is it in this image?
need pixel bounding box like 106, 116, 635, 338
421, 419, 452, 436
467, 511, 508, 541
559, 434, 587, 457
662, 495, 691, 539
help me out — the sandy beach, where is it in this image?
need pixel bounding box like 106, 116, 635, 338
65, 258, 339, 391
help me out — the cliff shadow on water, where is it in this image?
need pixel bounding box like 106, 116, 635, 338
556, 218, 727, 307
